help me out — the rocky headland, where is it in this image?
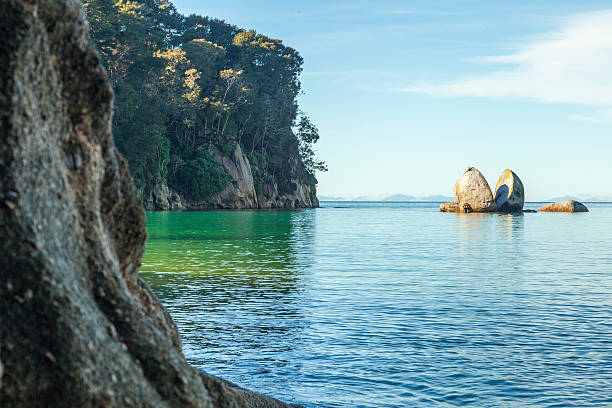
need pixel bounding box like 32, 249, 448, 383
440, 167, 588, 214
78, 0, 323, 213
0, 1, 301, 406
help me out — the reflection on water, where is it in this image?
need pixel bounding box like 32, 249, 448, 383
498, 212, 524, 238
142, 210, 316, 391
142, 203, 612, 408
454, 212, 525, 271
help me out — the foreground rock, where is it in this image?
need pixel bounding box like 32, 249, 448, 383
538, 200, 589, 213
440, 202, 460, 212
0, 1, 300, 407
494, 169, 525, 212
454, 167, 496, 212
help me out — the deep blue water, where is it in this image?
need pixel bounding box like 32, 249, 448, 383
141, 202, 612, 407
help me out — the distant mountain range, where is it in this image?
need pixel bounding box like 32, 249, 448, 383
319, 194, 612, 202
544, 196, 612, 202
382, 194, 455, 202
319, 194, 454, 202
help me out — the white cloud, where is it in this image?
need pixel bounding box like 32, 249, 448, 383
569, 108, 612, 123
403, 10, 612, 107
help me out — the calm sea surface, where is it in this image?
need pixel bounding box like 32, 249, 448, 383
141, 202, 612, 407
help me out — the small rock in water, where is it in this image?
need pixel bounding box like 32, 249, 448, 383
454, 167, 496, 212
440, 202, 459, 212
538, 200, 589, 213
494, 169, 525, 212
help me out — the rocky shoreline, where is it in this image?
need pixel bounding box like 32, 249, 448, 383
0, 1, 301, 406
440, 167, 589, 214
144, 143, 319, 211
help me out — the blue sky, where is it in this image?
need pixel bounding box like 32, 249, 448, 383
173, 1, 612, 200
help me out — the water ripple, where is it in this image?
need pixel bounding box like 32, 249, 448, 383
141, 203, 612, 407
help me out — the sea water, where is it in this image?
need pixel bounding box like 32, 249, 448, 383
141, 202, 612, 407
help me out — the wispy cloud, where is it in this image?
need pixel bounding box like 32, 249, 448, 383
569, 108, 612, 123
402, 9, 612, 110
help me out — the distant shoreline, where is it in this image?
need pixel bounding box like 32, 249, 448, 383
319, 200, 612, 204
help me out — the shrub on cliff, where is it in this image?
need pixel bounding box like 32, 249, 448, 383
170, 152, 229, 202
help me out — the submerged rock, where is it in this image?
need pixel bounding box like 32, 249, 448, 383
538, 200, 589, 213
440, 202, 460, 212
454, 167, 496, 212
0, 1, 299, 407
494, 169, 525, 212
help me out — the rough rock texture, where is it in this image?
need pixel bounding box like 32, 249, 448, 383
209, 144, 258, 209
454, 167, 496, 213
146, 143, 319, 211
538, 200, 589, 213
0, 1, 300, 407
439, 202, 460, 212
257, 172, 320, 210
148, 177, 184, 211
494, 169, 525, 212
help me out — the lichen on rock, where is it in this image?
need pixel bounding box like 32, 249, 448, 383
440, 202, 460, 212
0, 1, 300, 406
453, 167, 496, 213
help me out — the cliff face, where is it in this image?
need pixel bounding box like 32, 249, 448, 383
0, 1, 299, 406
145, 143, 319, 211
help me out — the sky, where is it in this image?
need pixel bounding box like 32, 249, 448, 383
172, 0, 612, 201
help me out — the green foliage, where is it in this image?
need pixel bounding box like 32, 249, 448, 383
221, 143, 232, 157
296, 114, 328, 175
170, 152, 229, 201
82, 0, 325, 201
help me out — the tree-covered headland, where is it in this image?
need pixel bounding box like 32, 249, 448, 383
82, 0, 326, 209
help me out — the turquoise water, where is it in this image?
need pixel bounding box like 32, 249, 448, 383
141, 202, 612, 407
